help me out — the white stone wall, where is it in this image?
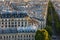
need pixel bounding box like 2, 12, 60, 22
0, 18, 28, 28
0, 18, 39, 29
0, 33, 35, 40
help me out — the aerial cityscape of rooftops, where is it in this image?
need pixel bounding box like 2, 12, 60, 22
0, 0, 60, 40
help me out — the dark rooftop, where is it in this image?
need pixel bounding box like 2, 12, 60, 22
0, 11, 28, 18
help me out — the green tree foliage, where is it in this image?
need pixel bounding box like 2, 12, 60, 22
56, 22, 60, 34
35, 30, 45, 40
47, 1, 52, 26
49, 1, 60, 34
46, 1, 52, 36
47, 0, 60, 34
35, 29, 51, 40
47, 14, 52, 26
45, 26, 52, 36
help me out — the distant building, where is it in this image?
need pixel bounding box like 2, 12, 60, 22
25, 0, 40, 1
51, 0, 60, 2
0, 0, 48, 40
1, 0, 24, 3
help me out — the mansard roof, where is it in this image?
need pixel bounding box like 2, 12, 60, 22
0, 11, 28, 18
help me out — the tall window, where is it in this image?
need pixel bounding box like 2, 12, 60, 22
21, 22, 23, 27
18, 35, 20, 38
5, 19, 7, 21
4, 36, 5, 39
2, 22, 4, 24
5, 22, 7, 24
8, 22, 10, 24
5, 25, 7, 28
11, 25, 14, 27
0, 36, 2, 39
29, 35, 30, 37
21, 35, 22, 38
15, 25, 17, 27
9, 36, 10, 38
15, 35, 16, 38
18, 22, 20, 26
9, 25, 10, 27
7, 36, 8, 38
18, 22, 20, 24
12, 36, 14, 38
24, 35, 25, 37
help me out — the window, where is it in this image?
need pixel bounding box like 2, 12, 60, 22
18, 22, 20, 24
21, 22, 23, 27
18, 22, 20, 26
7, 36, 8, 38
15, 35, 16, 39
4, 36, 5, 39
11, 25, 14, 27
8, 22, 10, 24
5, 22, 7, 24
21, 35, 22, 38
9, 25, 10, 27
18, 25, 20, 26
0, 36, 2, 39
24, 35, 25, 37
30, 30, 32, 32
5, 19, 7, 21
9, 20, 10, 21
5, 25, 7, 28
9, 36, 10, 38
11, 22, 14, 24
29, 35, 30, 37
12, 36, 14, 38
2, 22, 4, 24
18, 35, 20, 37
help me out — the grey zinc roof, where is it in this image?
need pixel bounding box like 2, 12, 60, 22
0, 11, 28, 18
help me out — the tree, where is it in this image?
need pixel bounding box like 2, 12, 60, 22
45, 26, 52, 36
46, 1, 52, 26
35, 30, 45, 40
49, 1, 60, 34
35, 29, 51, 40
56, 22, 60, 34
